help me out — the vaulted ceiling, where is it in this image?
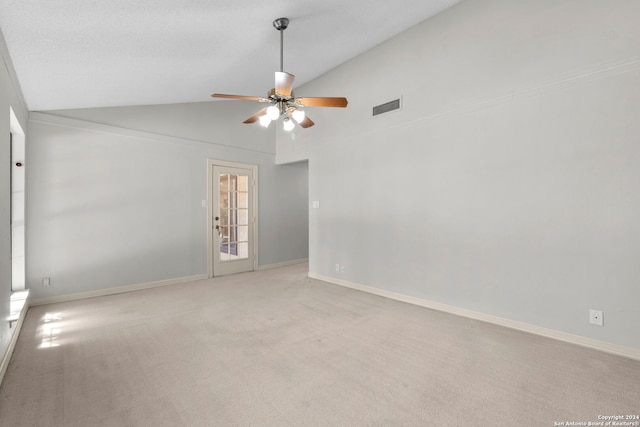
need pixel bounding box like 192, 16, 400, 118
0, 0, 461, 111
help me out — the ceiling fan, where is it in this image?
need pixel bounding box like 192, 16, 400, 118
211, 17, 348, 131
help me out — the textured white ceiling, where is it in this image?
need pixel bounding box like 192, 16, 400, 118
0, 0, 461, 111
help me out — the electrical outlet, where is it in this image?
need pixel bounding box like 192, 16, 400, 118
335, 263, 340, 272
340, 265, 345, 273
589, 309, 603, 326
43, 277, 51, 287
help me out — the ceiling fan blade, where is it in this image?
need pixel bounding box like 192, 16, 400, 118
275, 72, 295, 97
212, 93, 268, 102
243, 108, 268, 124
295, 97, 348, 108
299, 115, 315, 128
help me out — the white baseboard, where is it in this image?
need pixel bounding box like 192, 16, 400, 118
29, 274, 208, 306
258, 258, 308, 271
308, 273, 640, 362
1, 293, 30, 388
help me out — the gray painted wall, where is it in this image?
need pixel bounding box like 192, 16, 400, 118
277, 0, 640, 349
0, 27, 29, 369
26, 101, 308, 300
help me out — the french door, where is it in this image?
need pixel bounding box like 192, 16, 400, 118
210, 162, 256, 277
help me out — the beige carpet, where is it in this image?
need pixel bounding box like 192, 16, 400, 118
1, 263, 639, 426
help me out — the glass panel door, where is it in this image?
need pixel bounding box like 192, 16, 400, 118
212, 165, 255, 276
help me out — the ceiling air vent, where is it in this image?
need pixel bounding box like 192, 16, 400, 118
372, 98, 401, 117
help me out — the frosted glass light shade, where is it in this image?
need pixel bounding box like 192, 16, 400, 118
266, 105, 280, 120
291, 109, 305, 123
259, 115, 271, 127
283, 118, 295, 132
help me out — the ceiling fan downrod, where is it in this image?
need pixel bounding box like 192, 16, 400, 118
273, 17, 289, 72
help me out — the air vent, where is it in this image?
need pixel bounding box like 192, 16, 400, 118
372, 98, 401, 116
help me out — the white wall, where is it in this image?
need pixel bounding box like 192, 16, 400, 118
26, 101, 308, 299
278, 0, 640, 349
0, 26, 29, 373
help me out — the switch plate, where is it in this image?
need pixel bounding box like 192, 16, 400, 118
589, 309, 603, 326
312, 201, 320, 209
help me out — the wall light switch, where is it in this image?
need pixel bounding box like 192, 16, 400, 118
312, 201, 320, 209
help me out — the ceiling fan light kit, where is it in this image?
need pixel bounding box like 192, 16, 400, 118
211, 17, 348, 131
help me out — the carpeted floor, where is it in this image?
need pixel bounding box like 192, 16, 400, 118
1, 263, 639, 426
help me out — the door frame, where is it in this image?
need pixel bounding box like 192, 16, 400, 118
207, 159, 258, 278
